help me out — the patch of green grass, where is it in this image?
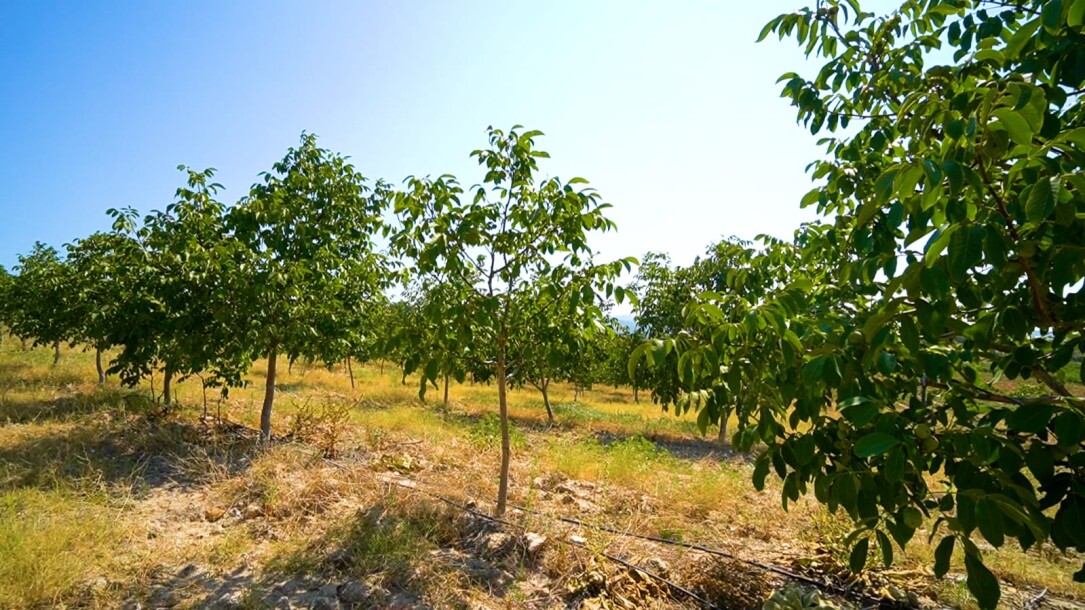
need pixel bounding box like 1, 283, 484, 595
468, 413, 526, 450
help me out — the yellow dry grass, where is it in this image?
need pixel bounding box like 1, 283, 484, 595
0, 340, 1081, 609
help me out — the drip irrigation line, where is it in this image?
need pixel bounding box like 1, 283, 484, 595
376, 474, 719, 610
515, 505, 875, 604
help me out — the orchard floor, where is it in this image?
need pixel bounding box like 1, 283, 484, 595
0, 342, 1081, 609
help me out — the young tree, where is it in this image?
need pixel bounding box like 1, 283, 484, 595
0, 266, 12, 345
507, 283, 612, 423
7, 243, 75, 365
230, 134, 389, 440
64, 225, 144, 384
392, 126, 632, 515
641, 2, 1085, 606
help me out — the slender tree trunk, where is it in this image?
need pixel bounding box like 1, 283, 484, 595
443, 371, 450, 409
346, 356, 355, 390
633, 384, 639, 404
95, 348, 105, 385
496, 336, 511, 517
717, 410, 728, 445
20, 337, 27, 351
288, 358, 293, 374
52, 341, 61, 367
541, 379, 554, 424
260, 344, 278, 441
380, 359, 385, 375
162, 367, 173, 408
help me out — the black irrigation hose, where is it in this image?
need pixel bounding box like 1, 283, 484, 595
518, 506, 878, 604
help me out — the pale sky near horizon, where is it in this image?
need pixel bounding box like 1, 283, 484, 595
1, 1, 836, 274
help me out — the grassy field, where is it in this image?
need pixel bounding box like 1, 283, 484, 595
0, 340, 1081, 609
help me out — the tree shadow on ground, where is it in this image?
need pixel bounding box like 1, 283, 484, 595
592, 429, 750, 463
140, 495, 525, 609
0, 414, 259, 497
0, 386, 153, 424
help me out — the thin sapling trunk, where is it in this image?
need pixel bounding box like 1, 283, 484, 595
260, 343, 278, 441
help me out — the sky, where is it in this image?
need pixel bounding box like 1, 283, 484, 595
0, 1, 831, 274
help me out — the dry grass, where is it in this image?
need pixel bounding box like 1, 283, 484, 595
0, 339, 1082, 609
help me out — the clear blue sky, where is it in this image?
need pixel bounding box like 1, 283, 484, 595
1, 1, 829, 272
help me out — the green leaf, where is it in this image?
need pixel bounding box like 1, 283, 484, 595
424, 359, 440, 382
1025, 178, 1055, 224
964, 553, 1001, 610
934, 536, 955, 577
876, 530, 894, 567
1006, 405, 1055, 434
849, 537, 869, 573
948, 224, 984, 283
1071, 0, 1085, 26
976, 498, 1005, 547
1042, 0, 1064, 32
854, 433, 899, 458
839, 396, 879, 426
991, 108, 1033, 146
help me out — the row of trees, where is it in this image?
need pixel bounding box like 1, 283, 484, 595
0, 128, 635, 516
2, 1, 1080, 605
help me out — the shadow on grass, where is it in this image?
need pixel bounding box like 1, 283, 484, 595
0, 414, 259, 497
144, 495, 520, 608
0, 386, 148, 424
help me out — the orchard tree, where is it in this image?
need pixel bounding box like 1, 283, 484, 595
0, 266, 11, 344
507, 281, 613, 423
392, 126, 633, 515
639, 1, 1085, 607
8, 243, 75, 365
230, 134, 389, 440
64, 225, 145, 384
393, 283, 476, 408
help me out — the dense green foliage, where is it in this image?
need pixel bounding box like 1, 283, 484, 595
632, 1, 1085, 606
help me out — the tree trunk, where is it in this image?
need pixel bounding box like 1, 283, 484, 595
717, 411, 728, 445
260, 344, 278, 441
380, 359, 385, 375
541, 379, 554, 424
443, 371, 450, 409
52, 341, 61, 367
633, 384, 639, 404
95, 348, 105, 384
346, 356, 355, 390
495, 337, 511, 517
162, 367, 173, 407
20, 337, 27, 351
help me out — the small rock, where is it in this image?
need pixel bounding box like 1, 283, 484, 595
203, 507, 226, 522
263, 594, 293, 610
309, 596, 339, 610
150, 585, 179, 608
569, 534, 588, 545
482, 532, 514, 556
87, 576, 110, 595
176, 563, 202, 580
337, 580, 369, 604
316, 584, 339, 598
242, 503, 264, 519
642, 557, 670, 577
325, 548, 353, 570
208, 590, 245, 610
524, 532, 548, 555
